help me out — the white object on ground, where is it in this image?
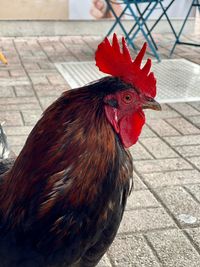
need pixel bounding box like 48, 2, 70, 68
177, 214, 197, 224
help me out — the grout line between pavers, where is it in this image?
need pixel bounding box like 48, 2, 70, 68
125, 205, 161, 211
147, 123, 199, 173
187, 115, 200, 120
183, 229, 200, 255
132, 158, 155, 162
136, 120, 200, 214
144, 182, 200, 191
175, 143, 200, 148
59, 38, 81, 62
117, 226, 178, 237
106, 253, 116, 267
162, 118, 184, 136
133, 167, 200, 256
134, 168, 193, 175
148, 115, 181, 120
12, 86, 18, 97
46, 75, 53, 86
36, 39, 73, 91
136, 155, 180, 161
19, 110, 26, 126
138, 140, 156, 160
182, 186, 200, 205
164, 117, 199, 136
166, 103, 200, 130
187, 102, 200, 113
12, 39, 44, 112
141, 133, 177, 138
82, 37, 96, 53
181, 156, 200, 173
143, 234, 162, 265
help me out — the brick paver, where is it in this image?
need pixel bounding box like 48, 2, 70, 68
146, 229, 200, 267
0, 31, 200, 266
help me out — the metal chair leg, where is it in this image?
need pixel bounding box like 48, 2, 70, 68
106, 3, 128, 37
136, 2, 159, 50
170, 0, 197, 56
105, 0, 137, 51
127, 1, 161, 61
159, 0, 177, 39
126, 2, 151, 40
149, 0, 176, 38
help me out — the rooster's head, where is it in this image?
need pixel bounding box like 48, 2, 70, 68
95, 34, 161, 148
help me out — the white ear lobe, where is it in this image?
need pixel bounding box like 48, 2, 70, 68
114, 109, 118, 124
104, 105, 119, 134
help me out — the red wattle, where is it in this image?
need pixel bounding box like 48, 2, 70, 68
119, 111, 145, 148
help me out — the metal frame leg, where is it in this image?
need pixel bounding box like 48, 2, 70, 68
134, 2, 158, 50
106, 2, 129, 37
149, 0, 177, 38
128, 0, 176, 51
126, 2, 152, 40
105, 0, 137, 50
170, 0, 200, 56
127, 1, 161, 61
105, 0, 159, 55
158, 0, 177, 38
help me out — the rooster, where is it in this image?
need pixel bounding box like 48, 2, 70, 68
0, 34, 161, 267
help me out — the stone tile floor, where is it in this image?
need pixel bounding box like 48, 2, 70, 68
0, 32, 200, 266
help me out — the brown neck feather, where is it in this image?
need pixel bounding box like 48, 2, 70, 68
0, 87, 123, 222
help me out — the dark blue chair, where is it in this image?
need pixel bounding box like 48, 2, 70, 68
105, 0, 176, 61
170, 0, 200, 55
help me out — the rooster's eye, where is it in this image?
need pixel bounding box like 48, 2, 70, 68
122, 94, 133, 104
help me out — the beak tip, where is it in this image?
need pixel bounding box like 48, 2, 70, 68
142, 99, 161, 111
156, 102, 162, 111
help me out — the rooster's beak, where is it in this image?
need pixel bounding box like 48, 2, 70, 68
142, 98, 161, 111
0, 52, 8, 65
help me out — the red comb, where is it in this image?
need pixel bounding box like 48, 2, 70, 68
95, 33, 156, 98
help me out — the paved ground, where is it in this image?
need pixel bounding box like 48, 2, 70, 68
0, 31, 200, 266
